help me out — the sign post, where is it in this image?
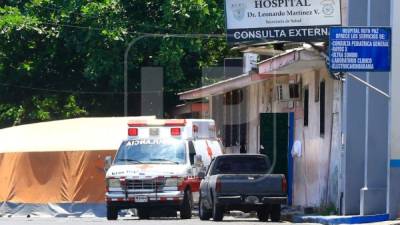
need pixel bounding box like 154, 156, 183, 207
225, 0, 342, 44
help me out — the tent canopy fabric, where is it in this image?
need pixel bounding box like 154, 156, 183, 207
0, 150, 115, 203
0, 116, 154, 153
0, 117, 154, 217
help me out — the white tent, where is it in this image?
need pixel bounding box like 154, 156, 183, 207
0, 116, 154, 217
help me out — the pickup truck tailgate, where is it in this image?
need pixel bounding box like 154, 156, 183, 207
217, 174, 284, 195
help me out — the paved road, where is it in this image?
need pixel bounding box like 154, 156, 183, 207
0, 216, 320, 225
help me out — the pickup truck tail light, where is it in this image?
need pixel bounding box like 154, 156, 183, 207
215, 178, 222, 193
282, 175, 287, 193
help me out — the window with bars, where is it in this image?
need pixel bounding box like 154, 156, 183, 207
320, 81, 326, 136
304, 87, 309, 127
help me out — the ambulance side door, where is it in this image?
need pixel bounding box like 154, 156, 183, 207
188, 140, 202, 203
188, 140, 197, 175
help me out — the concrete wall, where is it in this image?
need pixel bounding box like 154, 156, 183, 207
245, 69, 342, 208
343, 0, 390, 216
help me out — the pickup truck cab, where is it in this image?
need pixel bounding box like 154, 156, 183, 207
198, 154, 287, 222
105, 119, 223, 220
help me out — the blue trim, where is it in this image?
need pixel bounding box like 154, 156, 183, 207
294, 214, 390, 225
287, 112, 295, 206
390, 160, 400, 168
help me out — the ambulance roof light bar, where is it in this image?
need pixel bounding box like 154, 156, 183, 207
164, 119, 186, 127
128, 128, 138, 136
128, 120, 147, 127
170, 128, 181, 136
128, 119, 186, 127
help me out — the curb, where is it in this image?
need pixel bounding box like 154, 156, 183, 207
293, 214, 390, 225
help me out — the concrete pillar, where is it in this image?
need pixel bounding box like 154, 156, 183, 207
388, 0, 400, 219
360, 69, 389, 215
342, 72, 366, 215
342, 0, 367, 215
344, 0, 390, 216
359, 0, 390, 216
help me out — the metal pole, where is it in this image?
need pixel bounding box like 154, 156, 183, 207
123, 33, 226, 116
124, 34, 152, 116
346, 73, 391, 99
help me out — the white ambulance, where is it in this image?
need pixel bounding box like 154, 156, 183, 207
105, 119, 223, 220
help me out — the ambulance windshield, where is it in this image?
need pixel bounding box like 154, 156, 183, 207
114, 139, 186, 165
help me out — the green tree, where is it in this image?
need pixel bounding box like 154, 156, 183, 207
0, 0, 234, 128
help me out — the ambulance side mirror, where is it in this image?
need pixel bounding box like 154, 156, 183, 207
194, 154, 203, 167
197, 171, 206, 179
104, 156, 112, 172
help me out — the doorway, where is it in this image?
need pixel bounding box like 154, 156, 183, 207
259, 113, 294, 205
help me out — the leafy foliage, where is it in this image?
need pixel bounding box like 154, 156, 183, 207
0, 0, 234, 128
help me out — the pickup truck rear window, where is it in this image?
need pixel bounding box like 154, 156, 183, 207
211, 156, 270, 175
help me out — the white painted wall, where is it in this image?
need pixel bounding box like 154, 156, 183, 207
245, 69, 342, 208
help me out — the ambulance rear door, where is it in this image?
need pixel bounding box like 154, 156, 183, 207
191, 139, 222, 166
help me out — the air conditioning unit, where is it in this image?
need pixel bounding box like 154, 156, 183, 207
276, 83, 301, 101
243, 53, 259, 74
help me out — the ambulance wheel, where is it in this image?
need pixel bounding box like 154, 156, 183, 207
106, 204, 118, 220
180, 189, 193, 219
137, 208, 150, 219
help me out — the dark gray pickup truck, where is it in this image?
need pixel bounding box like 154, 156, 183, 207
198, 154, 287, 222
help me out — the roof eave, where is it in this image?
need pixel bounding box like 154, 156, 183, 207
179, 49, 325, 100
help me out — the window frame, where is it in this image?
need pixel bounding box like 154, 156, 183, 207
304, 86, 309, 127
320, 80, 326, 136
188, 141, 196, 165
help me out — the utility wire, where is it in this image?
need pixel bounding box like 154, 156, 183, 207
41, 22, 106, 32
0, 82, 170, 95
39, 5, 179, 32
7, 7, 227, 38
40, 21, 227, 39
3, 10, 228, 96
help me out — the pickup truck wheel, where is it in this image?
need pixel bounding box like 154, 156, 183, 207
257, 208, 269, 222
106, 204, 118, 220
137, 208, 150, 220
180, 190, 193, 219
212, 202, 224, 221
199, 196, 211, 220
270, 204, 281, 222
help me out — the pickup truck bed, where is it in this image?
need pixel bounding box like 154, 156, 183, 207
198, 154, 287, 222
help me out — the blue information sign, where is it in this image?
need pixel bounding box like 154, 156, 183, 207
329, 27, 391, 72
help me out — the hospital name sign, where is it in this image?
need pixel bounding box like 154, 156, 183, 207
225, 0, 342, 43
